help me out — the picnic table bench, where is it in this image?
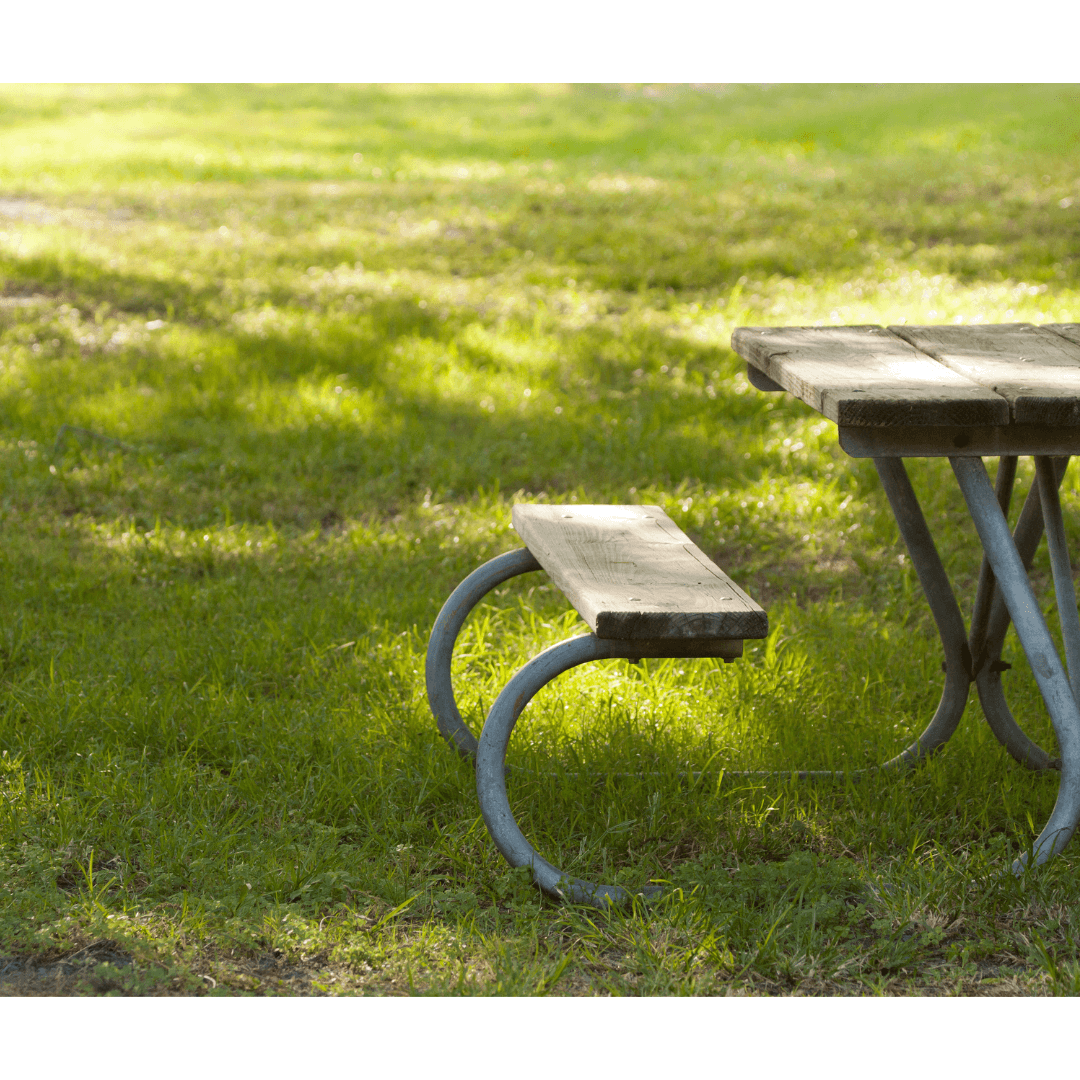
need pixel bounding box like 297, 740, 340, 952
426, 504, 767, 905
426, 322, 1080, 906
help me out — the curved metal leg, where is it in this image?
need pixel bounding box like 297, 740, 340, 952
951, 456, 1080, 868
1037, 457, 1080, 702
873, 458, 973, 768
476, 634, 665, 908
972, 458, 1068, 771
425, 548, 541, 759
967, 455, 1017, 673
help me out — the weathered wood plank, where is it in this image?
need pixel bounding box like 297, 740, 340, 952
890, 323, 1080, 425
1044, 323, 1080, 352
839, 424, 1080, 458
511, 504, 766, 641
731, 325, 1008, 427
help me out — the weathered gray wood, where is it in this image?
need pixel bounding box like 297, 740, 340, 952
511, 504, 767, 641
890, 324, 1080, 426
839, 424, 1080, 458
1044, 323, 1080, 352
731, 325, 1009, 427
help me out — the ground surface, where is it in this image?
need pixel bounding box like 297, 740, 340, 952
2, 84, 1080, 995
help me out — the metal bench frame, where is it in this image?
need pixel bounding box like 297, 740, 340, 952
426, 459, 1080, 906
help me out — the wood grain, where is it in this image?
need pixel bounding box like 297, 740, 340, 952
890, 324, 1080, 425
511, 504, 766, 641
731, 325, 1008, 427
1044, 323, 1080, 352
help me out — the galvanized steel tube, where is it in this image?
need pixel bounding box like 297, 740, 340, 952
873, 458, 972, 768
475, 634, 663, 907
973, 459, 1067, 770
951, 456, 1080, 867
1036, 456, 1080, 705
425, 547, 541, 759
968, 456, 1017, 668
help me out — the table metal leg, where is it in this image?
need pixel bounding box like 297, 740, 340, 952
967, 455, 1017, 669
875, 456, 1071, 776
1036, 456, 1080, 702
951, 456, 1080, 867
872, 458, 972, 767
970, 459, 1067, 771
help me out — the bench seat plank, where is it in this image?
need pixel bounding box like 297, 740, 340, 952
731, 325, 1009, 427
890, 323, 1080, 426
511, 504, 767, 641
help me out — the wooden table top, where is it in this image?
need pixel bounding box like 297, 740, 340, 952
731, 323, 1080, 457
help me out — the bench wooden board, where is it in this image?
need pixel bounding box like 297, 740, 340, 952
511, 504, 767, 641
890, 323, 1080, 426
731, 325, 1009, 427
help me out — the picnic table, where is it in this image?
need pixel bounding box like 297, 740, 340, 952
732, 323, 1080, 871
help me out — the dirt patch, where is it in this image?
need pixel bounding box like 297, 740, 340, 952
0, 942, 374, 997
0, 941, 135, 996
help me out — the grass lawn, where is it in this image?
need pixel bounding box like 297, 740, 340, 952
2, 83, 1080, 996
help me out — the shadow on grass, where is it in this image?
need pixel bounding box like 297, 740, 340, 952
4, 291, 816, 508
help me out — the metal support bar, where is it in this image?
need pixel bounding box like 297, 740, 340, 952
425, 547, 541, 759
872, 458, 972, 767
968, 455, 1017, 671
981, 460, 1068, 660
950, 456, 1080, 868
475, 633, 665, 908
1036, 456, 1080, 705
974, 459, 1068, 771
